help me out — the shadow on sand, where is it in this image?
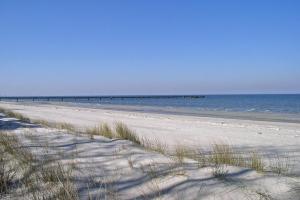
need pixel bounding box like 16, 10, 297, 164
0, 113, 298, 199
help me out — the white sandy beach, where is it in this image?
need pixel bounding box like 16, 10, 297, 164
1, 101, 300, 199
1, 102, 300, 155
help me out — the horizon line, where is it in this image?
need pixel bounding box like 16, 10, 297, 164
0, 93, 300, 98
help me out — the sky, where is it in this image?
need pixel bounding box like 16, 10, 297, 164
0, 0, 299, 96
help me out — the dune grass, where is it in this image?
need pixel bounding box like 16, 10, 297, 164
86, 123, 114, 139
0, 132, 34, 166
84, 121, 289, 175
33, 119, 76, 132
140, 137, 168, 155
0, 154, 16, 194
269, 154, 292, 175
250, 152, 264, 172
0, 107, 76, 133
208, 143, 267, 172
40, 162, 72, 183
0, 107, 31, 123
212, 164, 229, 179
0, 132, 31, 195
173, 144, 195, 165
0, 131, 79, 199
54, 122, 76, 132
115, 122, 141, 145
40, 163, 78, 200
210, 143, 238, 166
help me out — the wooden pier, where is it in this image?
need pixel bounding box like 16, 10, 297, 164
0, 95, 205, 102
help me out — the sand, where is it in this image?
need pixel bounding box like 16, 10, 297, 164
0, 101, 300, 199
1, 102, 299, 154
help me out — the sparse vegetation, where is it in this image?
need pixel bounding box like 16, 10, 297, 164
40, 162, 72, 183
250, 152, 264, 172
32, 119, 50, 127
0, 132, 34, 166
140, 162, 161, 179
0, 131, 79, 199
0, 155, 16, 194
0, 105, 298, 200
254, 189, 272, 200
0, 107, 76, 133
194, 148, 208, 168
86, 123, 114, 139
212, 164, 228, 179
54, 122, 76, 132
141, 137, 168, 155
210, 143, 236, 166
0, 106, 293, 179
173, 144, 189, 164
127, 155, 134, 169
0, 107, 30, 123
115, 122, 141, 145
34, 119, 76, 132
0, 132, 29, 195
269, 154, 292, 175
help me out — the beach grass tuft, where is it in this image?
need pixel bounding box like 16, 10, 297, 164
141, 137, 168, 155
269, 154, 292, 175
0, 132, 29, 194
40, 162, 72, 183
0, 130, 79, 199
210, 143, 236, 166
115, 122, 141, 145
173, 145, 190, 164
250, 152, 264, 172
0, 107, 31, 123
0, 155, 16, 194
86, 123, 114, 139
209, 143, 247, 168
212, 164, 228, 179
56, 122, 75, 131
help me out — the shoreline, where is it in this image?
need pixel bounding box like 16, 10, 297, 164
1, 101, 299, 146
5, 101, 300, 124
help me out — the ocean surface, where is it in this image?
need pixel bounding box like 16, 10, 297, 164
77, 94, 300, 114
2, 94, 300, 122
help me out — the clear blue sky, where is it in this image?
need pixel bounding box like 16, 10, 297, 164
0, 0, 299, 96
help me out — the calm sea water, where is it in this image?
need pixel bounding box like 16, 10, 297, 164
3, 94, 300, 118
39, 94, 300, 115
74, 95, 299, 114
